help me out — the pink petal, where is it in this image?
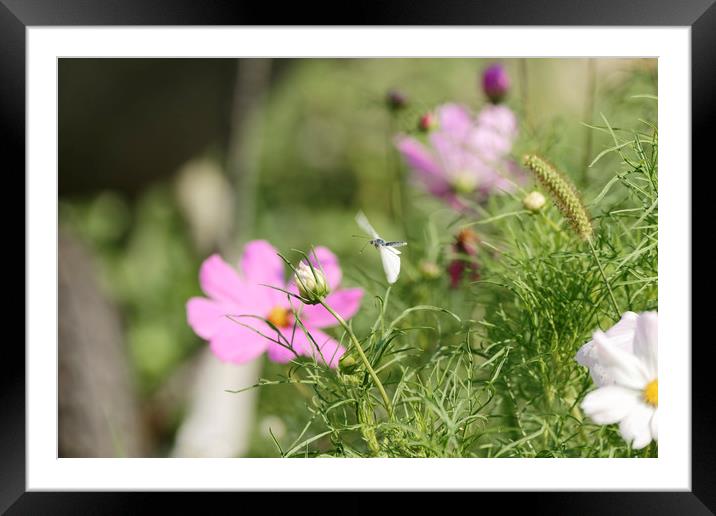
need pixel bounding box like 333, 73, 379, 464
301, 288, 364, 328
240, 240, 287, 308
186, 297, 236, 340
469, 125, 512, 161
267, 324, 309, 363
475, 104, 518, 139
296, 328, 345, 369
395, 136, 451, 196
266, 338, 300, 363
199, 254, 245, 304
429, 130, 470, 175
436, 103, 474, 136
208, 317, 269, 364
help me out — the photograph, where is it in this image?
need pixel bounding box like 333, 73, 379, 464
57, 57, 659, 459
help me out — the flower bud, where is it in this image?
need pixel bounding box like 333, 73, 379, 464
523, 191, 546, 212
294, 262, 329, 304
452, 171, 478, 195
448, 228, 481, 288
339, 354, 357, 372
418, 112, 438, 132
419, 260, 441, 279
481, 63, 510, 104
386, 89, 408, 111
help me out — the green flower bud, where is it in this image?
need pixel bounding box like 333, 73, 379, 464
523, 191, 546, 212
419, 260, 441, 279
294, 262, 329, 304
452, 171, 478, 195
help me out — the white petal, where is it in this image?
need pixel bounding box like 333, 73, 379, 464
576, 313, 639, 386
575, 340, 593, 367
594, 332, 650, 390
604, 311, 638, 353
619, 403, 655, 450
650, 410, 658, 441
576, 341, 616, 387
633, 311, 658, 379
581, 385, 641, 425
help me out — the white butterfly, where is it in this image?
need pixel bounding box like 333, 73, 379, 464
355, 211, 407, 284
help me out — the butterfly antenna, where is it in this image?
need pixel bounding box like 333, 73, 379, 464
359, 241, 370, 255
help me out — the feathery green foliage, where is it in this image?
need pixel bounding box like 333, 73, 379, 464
242, 111, 657, 458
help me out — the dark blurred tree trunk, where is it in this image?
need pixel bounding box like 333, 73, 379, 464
227, 58, 273, 248
58, 230, 148, 457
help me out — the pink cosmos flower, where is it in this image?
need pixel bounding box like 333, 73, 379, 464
186, 240, 363, 368
395, 102, 524, 211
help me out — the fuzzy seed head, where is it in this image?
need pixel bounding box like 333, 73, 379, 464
522, 154, 593, 240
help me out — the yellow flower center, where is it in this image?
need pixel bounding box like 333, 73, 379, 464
643, 379, 658, 407
267, 306, 291, 328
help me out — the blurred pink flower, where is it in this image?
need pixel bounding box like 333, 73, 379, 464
395, 103, 524, 210
186, 240, 363, 368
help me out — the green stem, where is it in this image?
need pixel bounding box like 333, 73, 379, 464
588, 239, 621, 318
318, 299, 394, 419
580, 59, 597, 187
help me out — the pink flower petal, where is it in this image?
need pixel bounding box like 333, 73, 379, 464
266, 337, 301, 363
300, 288, 364, 328
429, 131, 471, 176
436, 103, 473, 136
295, 328, 345, 369
475, 104, 518, 139
186, 297, 237, 340
208, 317, 269, 364
395, 135, 451, 196
240, 240, 287, 308
199, 254, 245, 304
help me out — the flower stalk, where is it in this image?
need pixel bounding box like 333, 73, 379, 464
318, 299, 393, 419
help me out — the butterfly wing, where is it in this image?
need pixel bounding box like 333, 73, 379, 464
379, 245, 401, 284
355, 210, 380, 239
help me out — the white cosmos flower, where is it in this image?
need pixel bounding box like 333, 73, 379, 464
578, 311, 658, 450
576, 311, 638, 387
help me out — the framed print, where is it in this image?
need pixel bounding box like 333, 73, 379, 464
4, 0, 712, 512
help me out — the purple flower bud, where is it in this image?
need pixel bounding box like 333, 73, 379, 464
386, 89, 408, 111
447, 229, 481, 288
481, 63, 510, 103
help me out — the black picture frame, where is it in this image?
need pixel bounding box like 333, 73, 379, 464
4, 0, 711, 512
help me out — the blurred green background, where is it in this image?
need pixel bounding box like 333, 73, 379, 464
58, 58, 656, 457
